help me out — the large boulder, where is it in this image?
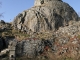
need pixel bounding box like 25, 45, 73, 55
12, 0, 78, 33
16, 38, 54, 58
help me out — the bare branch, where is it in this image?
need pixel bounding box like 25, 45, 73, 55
0, 2, 3, 17
0, 2, 2, 7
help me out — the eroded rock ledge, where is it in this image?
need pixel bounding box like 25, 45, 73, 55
12, 0, 78, 33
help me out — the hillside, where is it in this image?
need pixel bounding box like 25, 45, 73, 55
0, 0, 80, 60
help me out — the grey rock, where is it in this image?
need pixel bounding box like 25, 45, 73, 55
34, 0, 62, 6
12, 0, 78, 33
0, 20, 11, 32
15, 39, 54, 58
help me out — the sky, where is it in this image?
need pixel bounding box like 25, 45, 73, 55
0, 0, 80, 22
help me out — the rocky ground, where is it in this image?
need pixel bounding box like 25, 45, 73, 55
0, 0, 80, 60
0, 19, 80, 60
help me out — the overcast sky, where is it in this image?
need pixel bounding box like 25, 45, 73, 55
0, 0, 80, 22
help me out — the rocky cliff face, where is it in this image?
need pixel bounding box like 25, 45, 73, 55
12, 0, 78, 33
1, 0, 80, 60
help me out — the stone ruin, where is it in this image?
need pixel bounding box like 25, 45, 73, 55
0, 38, 54, 60
34, 0, 62, 6
8, 41, 17, 60
0, 40, 17, 60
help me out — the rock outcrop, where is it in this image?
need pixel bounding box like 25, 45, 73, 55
1, 0, 80, 60
0, 20, 11, 32
34, 0, 62, 6
16, 38, 53, 58
12, 0, 78, 33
